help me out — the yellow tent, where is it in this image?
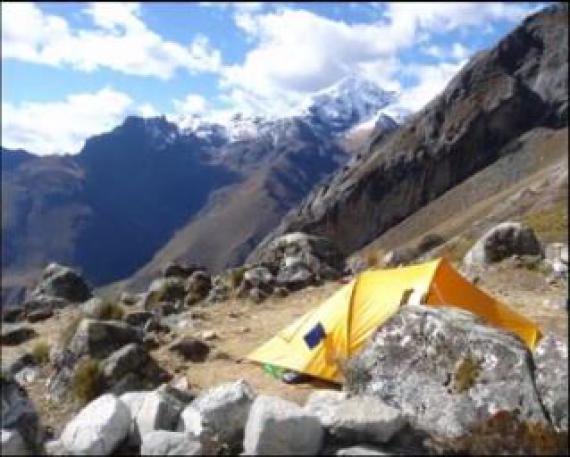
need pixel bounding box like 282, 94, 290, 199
247, 257, 542, 383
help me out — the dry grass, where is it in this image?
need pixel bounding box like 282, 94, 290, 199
72, 358, 104, 405
60, 315, 84, 347
522, 202, 568, 243
30, 340, 50, 365
97, 300, 125, 320
426, 410, 568, 455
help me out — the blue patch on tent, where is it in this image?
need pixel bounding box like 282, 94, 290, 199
304, 322, 326, 350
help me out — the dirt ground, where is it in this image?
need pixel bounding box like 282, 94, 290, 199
1, 262, 567, 438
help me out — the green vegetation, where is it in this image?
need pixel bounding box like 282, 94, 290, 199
72, 357, 104, 404
31, 340, 50, 365
522, 202, 568, 243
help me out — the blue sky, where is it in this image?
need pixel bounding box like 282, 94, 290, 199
1, 2, 547, 155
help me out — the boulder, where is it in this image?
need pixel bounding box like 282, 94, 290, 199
249, 287, 269, 303
131, 386, 187, 444
120, 391, 148, 447
178, 379, 255, 446
79, 297, 122, 319
205, 277, 231, 303
333, 445, 390, 456
243, 267, 274, 292
243, 395, 324, 455
60, 393, 131, 455
1, 429, 28, 456
169, 337, 210, 362
141, 431, 202, 455
1, 306, 24, 323
29, 263, 92, 303
382, 247, 418, 267
46, 349, 78, 401
251, 233, 345, 278
23, 294, 66, 315
305, 392, 405, 444
100, 343, 148, 384
44, 439, 69, 456
1, 376, 40, 452
533, 334, 568, 431
163, 262, 203, 279
185, 271, 212, 298
463, 222, 543, 267
275, 261, 316, 290
1, 353, 37, 379
67, 318, 142, 359
1, 324, 37, 346
345, 305, 547, 439
145, 278, 186, 309
26, 307, 53, 323
124, 310, 155, 327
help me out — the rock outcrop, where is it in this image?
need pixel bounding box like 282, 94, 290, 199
254, 5, 568, 259
345, 305, 547, 439
463, 222, 543, 267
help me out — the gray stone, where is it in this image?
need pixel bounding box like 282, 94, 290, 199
243, 395, 324, 455
29, 263, 92, 303
23, 294, 66, 315
100, 343, 148, 384
145, 278, 186, 309
26, 307, 54, 322
44, 439, 69, 456
305, 393, 405, 444
249, 287, 269, 303
2, 353, 36, 379
60, 393, 131, 455
1, 377, 40, 452
120, 391, 150, 447
178, 379, 255, 446
124, 310, 155, 327
333, 445, 390, 455
276, 261, 315, 290
243, 267, 274, 290
141, 431, 202, 455
133, 387, 187, 443
533, 334, 568, 431
1, 324, 36, 346
169, 337, 210, 362
345, 305, 547, 439
1, 429, 28, 456
1, 306, 24, 323
67, 318, 141, 359
464, 222, 543, 267
185, 271, 212, 296
163, 262, 203, 279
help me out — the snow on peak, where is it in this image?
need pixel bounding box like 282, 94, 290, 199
299, 75, 399, 133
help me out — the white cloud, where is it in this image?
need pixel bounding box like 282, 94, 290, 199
1, 88, 149, 155
217, 2, 539, 117
199, 2, 265, 13
173, 94, 208, 115
1, 2, 222, 79
395, 60, 467, 112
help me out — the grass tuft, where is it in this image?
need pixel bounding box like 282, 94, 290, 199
31, 340, 50, 365
72, 357, 104, 405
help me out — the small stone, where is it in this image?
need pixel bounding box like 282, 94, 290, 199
202, 330, 218, 341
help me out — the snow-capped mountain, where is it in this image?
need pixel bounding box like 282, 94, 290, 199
174, 75, 402, 146
298, 75, 399, 134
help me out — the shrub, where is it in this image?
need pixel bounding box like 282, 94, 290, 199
365, 250, 380, 268
72, 358, 104, 404
60, 315, 83, 347
426, 410, 568, 455
97, 300, 124, 320
31, 340, 50, 365
228, 266, 248, 289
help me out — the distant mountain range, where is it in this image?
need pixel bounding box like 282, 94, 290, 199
2, 75, 400, 301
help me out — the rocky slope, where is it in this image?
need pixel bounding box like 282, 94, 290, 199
249, 4, 568, 263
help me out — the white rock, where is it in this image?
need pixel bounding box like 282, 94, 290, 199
120, 391, 149, 446
314, 395, 405, 444
178, 379, 255, 446
135, 389, 184, 441
303, 390, 348, 428
44, 439, 69, 456
243, 395, 323, 455
334, 445, 390, 455
60, 394, 131, 455
141, 431, 202, 455
1, 429, 28, 456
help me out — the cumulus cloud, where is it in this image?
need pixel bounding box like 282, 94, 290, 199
1, 88, 151, 155
218, 2, 540, 116
1, 2, 222, 79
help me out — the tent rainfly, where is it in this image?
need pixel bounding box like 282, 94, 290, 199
247, 257, 542, 383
